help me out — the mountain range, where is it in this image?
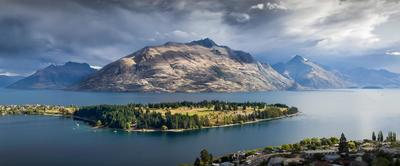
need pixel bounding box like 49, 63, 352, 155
6, 38, 400, 92
8, 62, 97, 90
0, 75, 24, 87
272, 55, 349, 89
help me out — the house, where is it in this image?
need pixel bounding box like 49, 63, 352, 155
302, 149, 337, 158
324, 154, 340, 162
220, 162, 235, 166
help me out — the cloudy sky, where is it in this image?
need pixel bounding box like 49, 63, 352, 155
1, 0, 400, 75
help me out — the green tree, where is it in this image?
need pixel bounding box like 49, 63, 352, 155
378, 131, 384, 142
200, 149, 213, 166
95, 120, 102, 127
339, 133, 349, 154
329, 137, 339, 144
161, 125, 168, 131
348, 141, 356, 150
372, 131, 376, 141
281, 144, 292, 151
194, 158, 201, 166
371, 157, 390, 166
386, 131, 397, 142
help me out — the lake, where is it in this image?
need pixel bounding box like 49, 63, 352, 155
1, 88, 400, 166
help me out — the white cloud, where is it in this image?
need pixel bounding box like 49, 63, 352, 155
386, 51, 400, 56
278, 0, 400, 56
171, 30, 191, 38
265, 2, 287, 10
250, 3, 264, 10
0, 71, 20, 76
89, 65, 102, 70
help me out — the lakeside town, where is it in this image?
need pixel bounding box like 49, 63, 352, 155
0, 104, 76, 116
188, 132, 400, 166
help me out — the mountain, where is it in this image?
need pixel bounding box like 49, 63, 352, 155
340, 67, 400, 88
8, 62, 97, 90
272, 55, 348, 89
0, 75, 24, 87
78, 38, 296, 92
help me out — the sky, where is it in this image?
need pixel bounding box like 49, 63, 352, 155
1, 0, 400, 75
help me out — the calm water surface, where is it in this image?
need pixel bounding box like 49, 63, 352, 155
1, 88, 400, 166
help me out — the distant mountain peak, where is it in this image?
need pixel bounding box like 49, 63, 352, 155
8, 61, 97, 90
272, 55, 348, 89
65, 61, 83, 65
290, 55, 308, 63
189, 38, 218, 48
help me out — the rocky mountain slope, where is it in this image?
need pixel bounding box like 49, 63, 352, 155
78, 38, 296, 92
8, 62, 97, 90
272, 55, 348, 89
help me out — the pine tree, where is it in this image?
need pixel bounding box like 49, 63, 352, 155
378, 131, 384, 142
372, 131, 376, 141
339, 133, 349, 154
200, 149, 213, 166
194, 158, 201, 166
386, 131, 397, 142
394, 132, 397, 142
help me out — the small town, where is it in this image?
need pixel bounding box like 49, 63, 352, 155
189, 131, 400, 166
0, 104, 75, 116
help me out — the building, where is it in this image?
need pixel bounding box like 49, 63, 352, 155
302, 149, 337, 159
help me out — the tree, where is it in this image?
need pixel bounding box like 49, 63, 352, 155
161, 125, 168, 131
386, 131, 397, 142
372, 131, 376, 141
339, 133, 349, 154
378, 131, 384, 142
371, 157, 390, 166
329, 137, 339, 144
281, 144, 292, 151
194, 158, 201, 166
200, 149, 213, 166
95, 120, 102, 127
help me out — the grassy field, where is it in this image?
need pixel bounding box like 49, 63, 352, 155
149, 106, 288, 126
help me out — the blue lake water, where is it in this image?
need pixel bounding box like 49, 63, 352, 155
1, 88, 400, 166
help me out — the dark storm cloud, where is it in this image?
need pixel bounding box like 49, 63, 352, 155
0, 0, 400, 74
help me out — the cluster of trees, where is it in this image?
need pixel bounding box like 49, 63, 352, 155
212, 101, 289, 111
193, 149, 213, 166
262, 136, 341, 153
124, 100, 289, 111
365, 151, 400, 166
73, 101, 298, 130
372, 131, 397, 142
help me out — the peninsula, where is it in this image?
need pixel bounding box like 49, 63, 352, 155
0, 101, 299, 132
